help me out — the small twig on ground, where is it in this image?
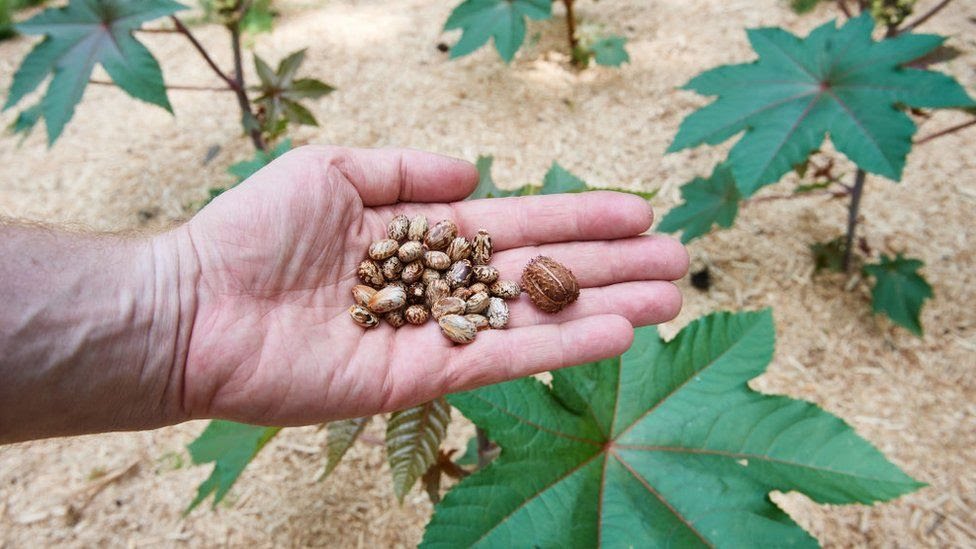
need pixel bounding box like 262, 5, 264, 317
915, 117, 976, 145
897, 0, 953, 34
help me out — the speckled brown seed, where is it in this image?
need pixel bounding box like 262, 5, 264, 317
464, 314, 490, 331
358, 260, 385, 288
446, 259, 472, 288
351, 285, 377, 307
446, 237, 472, 262
431, 296, 466, 319
384, 310, 406, 328
489, 280, 521, 300
397, 241, 424, 263
426, 279, 451, 306
404, 304, 430, 325
487, 297, 510, 329
521, 256, 580, 313
424, 250, 452, 270
425, 220, 457, 251
382, 256, 403, 280
466, 291, 490, 314
349, 305, 379, 328
438, 314, 477, 344
471, 229, 492, 265
473, 265, 499, 284
407, 282, 426, 304
408, 214, 428, 241
368, 239, 400, 261
388, 214, 409, 241
368, 285, 407, 314
401, 260, 424, 284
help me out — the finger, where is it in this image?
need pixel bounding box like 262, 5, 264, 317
442, 314, 635, 394
306, 146, 478, 206
453, 191, 654, 250
503, 281, 682, 329
490, 235, 690, 287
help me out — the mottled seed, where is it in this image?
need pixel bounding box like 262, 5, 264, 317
421, 268, 442, 285
490, 280, 521, 300
351, 285, 377, 307
446, 259, 473, 288
431, 296, 466, 319
438, 314, 477, 344
466, 291, 490, 314
408, 214, 428, 242
487, 297, 510, 329
358, 260, 385, 288
472, 264, 499, 284
446, 237, 472, 262
368, 285, 407, 314
424, 250, 452, 270
388, 214, 409, 241
472, 229, 492, 265
426, 279, 451, 306
469, 282, 488, 295
397, 241, 424, 263
384, 310, 406, 328
382, 256, 403, 280
349, 305, 379, 328
369, 239, 400, 261
404, 304, 430, 325
401, 260, 424, 284
464, 314, 490, 331
425, 220, 457, 251
407, 282, 426, 304
452, 287, 473, 301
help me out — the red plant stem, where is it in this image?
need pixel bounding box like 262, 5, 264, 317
476, 427, 491, 469
743, 188, 850, 206
88, 79, 232, 92
836, 0, 852, 18
229, 22, 267, 151
898, 0, 952, 34
563, 0, 579, 63
843, 169, 867, 272
169, 16, 237, 90
915, 117, 976, 145
135, 27, 182, 34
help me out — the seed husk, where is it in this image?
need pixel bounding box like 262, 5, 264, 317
521, 256, 580, 313
438, 314, 477, 344
349, 305, 379, 328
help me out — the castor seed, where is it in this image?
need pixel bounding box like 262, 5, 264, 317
397, 241, 423, 263
464, 314, 490, 331
368, 285, 407, 314
469, 282, 488, 294
382, 256, 403, 280
352, 284, 378, 307
369, 239, 399, 261
473, 264, 499, 284
452, 287, 473, 301
431, 296, 466, 319
489, 280, 521, 300
521, 256, 580, 313
471, 229, 492, 265
404, 304, 430, 325
349, 305, 379, 328
446, 236, 471, 262
446, 259, 473, 288
487, 297, 510, 329
424, 250, 452, 270
438, 314, 477, 345
358, 259, 385, 288
384, 310, 406, 328
466, 291, 490, 314
401, 260, 424, 284
388, 214, 409, 241
407, 282, 426, 304
425, 220, 457, 251
426, 279, 451, 306
422, 268, 442, 285
408, 214, 428, 242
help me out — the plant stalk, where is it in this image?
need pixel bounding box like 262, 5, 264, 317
843, 169, 867, 272
915, 116, 976, 144
835, 0, 852, 17
88, 79, 232, 92
229, 21, 267, 151
562, 0, 580, 65
476, 427, 491, 469
898, 0, 952, 34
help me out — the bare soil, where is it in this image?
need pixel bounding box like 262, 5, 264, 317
1, 0, 974, 546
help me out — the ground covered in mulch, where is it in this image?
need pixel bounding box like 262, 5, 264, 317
1, 0, 974, 546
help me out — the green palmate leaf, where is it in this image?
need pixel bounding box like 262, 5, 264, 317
444, 0, 552, 62
658, 163, 741, 243
226, 138, 292, 183
321, 416, 371, 479
5, 0, 185, 145
668, 14, 975, 197
186, 420, 281, 511
251, 49, 335, 136
470, 156, 655, 201
590, 35, 629, 67
423, 310, 923, 547
863, 254, 933, 336
386, 398, 452, 502
455, 436, 480, 467
468, 155, 531, 199
540, 161, 588, 194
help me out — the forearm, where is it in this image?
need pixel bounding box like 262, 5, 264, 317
0, 221, 195, 443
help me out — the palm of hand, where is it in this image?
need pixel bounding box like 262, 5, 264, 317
178, 147, 686, 426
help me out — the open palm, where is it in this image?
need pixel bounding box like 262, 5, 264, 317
178, 146, 687, 426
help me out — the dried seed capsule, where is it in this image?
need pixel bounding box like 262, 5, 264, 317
472, 265, 499, 284
368, 285, 407, 314
446, 259, 472, 289
388, 214, 409, 241
469, 282, 488, 295
401, 260, 424, 284
369, 239, 400, 261
453, 287, 473, 301
421, 268, 442, 285
426, 279, 451, 306
384, 310, 406, 328
446, 237, 471, 262
438, 314, 477, 345
408, 214, 428, 242
358, 260, 385, 288
487, 297, 510, 329
471, 229, 492, 265
397, 241, 424, 263
431, 296, 466, 319
521, 256, 580, 313
349, 305, 379, 328
351, 285, 378, 307
407, 282, 426, 304
464, 314, 490, 331
425, 220, 457, 251
490, 280, 521, 300
424, 250, 452, 270
466, 291, 490, 314
404, 304, 430, 325
382, 256, 403, 280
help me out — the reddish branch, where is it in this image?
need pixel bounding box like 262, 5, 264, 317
898, 0, 953, 34
836, 0, 852, 18
843, 169, 866, 271
563, 0, 580, 64
915, 117, 976, 144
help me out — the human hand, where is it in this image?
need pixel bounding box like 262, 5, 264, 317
171, 146, 687, 426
